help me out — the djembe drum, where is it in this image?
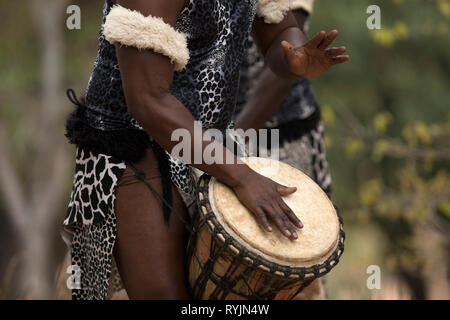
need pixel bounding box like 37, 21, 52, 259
186, 157, 345, 300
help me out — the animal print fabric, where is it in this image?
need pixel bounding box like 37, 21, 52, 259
63, 148, 125, 299
254, 119, 332, 196
64, 148, 126, 226
278, 120, 332, 195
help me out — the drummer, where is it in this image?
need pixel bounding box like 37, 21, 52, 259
63, 0, 349, 299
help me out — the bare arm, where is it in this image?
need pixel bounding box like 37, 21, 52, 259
252, 11, 306, 79
236, 10, 309, 131
114, 0, 303, 239
252, 11, 349, 79
116, 0, 245, 187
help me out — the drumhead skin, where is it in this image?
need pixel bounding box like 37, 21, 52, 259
210, 157, 340, 267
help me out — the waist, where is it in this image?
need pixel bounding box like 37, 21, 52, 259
65, 103, 151, 163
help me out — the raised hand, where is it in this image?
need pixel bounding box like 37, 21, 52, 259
281, 30, 350, 79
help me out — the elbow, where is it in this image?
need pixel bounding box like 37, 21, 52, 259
126, 86, 170, 123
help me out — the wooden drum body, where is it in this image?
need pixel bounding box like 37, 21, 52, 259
186, 157, 345, 300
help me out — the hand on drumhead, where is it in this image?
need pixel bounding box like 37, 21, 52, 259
232, 170, 303, 240
282, 30, 350, 79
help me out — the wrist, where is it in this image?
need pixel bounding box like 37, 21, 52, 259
225, 163, 253, 189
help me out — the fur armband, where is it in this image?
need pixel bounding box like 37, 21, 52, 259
256, 0, 292, 24
103, 5, 189, 71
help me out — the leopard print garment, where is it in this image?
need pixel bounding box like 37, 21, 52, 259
63, 148, 125, 300
64, 149, 126, 226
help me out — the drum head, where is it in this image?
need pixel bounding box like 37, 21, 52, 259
210, 157, 340, 267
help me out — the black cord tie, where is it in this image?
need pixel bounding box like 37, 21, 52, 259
127, 163, 194, 234
66, 88, 83, 107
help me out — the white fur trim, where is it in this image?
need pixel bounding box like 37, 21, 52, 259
256, 0, 292, 24
291, 0, 314, 13
103, 5, 189, 71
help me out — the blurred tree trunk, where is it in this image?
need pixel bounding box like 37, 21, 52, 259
0, 0, 70, 299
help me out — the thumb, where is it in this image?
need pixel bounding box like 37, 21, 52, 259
276, 184, 297, 196
281, 40, 297, 62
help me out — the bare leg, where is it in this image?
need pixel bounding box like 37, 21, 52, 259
113, 148, 190, 299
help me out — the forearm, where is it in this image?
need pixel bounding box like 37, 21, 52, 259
128, 89, 252, 188
235, 68, 296, 130
237, 10, 309, 131
265, 26, 307, 78
252, 12, 307, 79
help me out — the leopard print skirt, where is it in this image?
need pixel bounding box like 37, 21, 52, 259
62, 148, 126, 300
62, 145, 201, 299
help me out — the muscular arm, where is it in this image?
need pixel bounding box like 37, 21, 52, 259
236, 10, 309, 131
114, 0, 303, 239
116, 0, 249, 188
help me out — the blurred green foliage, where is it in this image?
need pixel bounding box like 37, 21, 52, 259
311, 0, 449, 299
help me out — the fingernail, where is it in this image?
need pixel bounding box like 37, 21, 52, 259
284, 230, 291, 237
267, 226, 273, 232
298, 221, 304, 228
292, 231, 298, 239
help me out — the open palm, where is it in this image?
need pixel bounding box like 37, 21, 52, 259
282, 30, 350, 79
